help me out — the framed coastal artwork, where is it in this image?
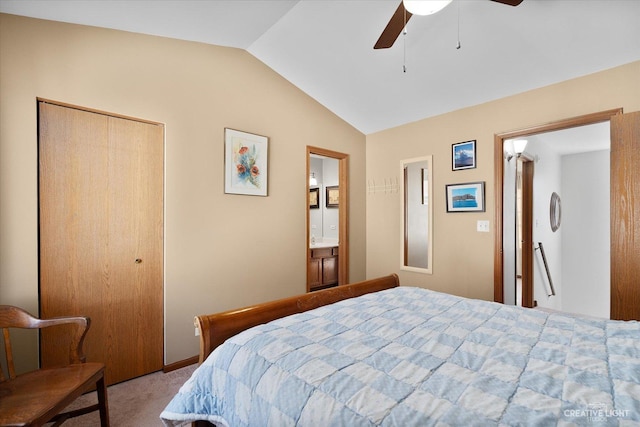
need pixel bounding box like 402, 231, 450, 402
446, 182, 485, 212
224, 128, 269, 196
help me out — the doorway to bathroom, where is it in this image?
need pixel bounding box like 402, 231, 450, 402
306, 146, 349, 291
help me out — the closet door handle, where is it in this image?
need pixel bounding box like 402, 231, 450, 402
135, 259, 143, 264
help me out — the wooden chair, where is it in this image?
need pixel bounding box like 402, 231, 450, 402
0, 305, 109, 427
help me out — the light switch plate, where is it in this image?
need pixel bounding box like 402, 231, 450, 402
477, 220, 490, 232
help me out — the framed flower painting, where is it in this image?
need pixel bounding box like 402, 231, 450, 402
224, 128, 269, 196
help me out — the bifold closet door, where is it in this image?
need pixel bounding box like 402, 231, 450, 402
38, 101, 164, 385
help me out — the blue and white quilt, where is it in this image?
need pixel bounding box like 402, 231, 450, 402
161, 287, 640, 426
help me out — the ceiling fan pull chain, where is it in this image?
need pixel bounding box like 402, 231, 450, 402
403, 31, 407, 73
456, 0, 462, 49
403, 6, 408, 72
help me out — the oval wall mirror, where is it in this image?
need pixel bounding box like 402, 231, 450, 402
550, 192, 561, 232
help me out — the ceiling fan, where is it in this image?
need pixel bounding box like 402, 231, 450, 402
374, 0, 523, 49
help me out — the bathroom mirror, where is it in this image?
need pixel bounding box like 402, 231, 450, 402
401, 155, 433, 274
309, 154, 339, 246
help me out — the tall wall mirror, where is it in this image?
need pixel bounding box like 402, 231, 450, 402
401, 155, 433, 274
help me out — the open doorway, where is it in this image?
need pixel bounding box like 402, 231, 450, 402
306, 146, 349, 291
505, 124, 610, 318
494, 109, 622, 317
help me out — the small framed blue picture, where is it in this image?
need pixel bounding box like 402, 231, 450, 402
452, 140, 476, 170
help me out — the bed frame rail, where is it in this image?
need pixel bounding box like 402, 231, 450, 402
194, 274, 399, 362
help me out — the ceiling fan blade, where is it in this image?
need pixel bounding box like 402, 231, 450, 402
490, 0, 524, 5
373, 0, 522, 50
374, 1, 412, 50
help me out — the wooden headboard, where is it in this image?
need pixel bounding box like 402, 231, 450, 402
194, 274, 399, 362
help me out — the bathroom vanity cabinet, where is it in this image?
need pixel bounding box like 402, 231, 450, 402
309, 246, 339, 291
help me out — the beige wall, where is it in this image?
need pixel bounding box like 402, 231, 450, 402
3, 12, 639, 369
366, 61, 640, 301
0, 13, 366, 368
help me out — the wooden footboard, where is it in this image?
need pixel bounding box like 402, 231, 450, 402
194, 274, 399, 362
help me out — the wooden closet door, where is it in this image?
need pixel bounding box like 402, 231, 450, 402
38, 101, 164, 385
611, 111, 640, 321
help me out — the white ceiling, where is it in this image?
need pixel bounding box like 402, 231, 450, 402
1, 0, 639, 135
508, 121, 610, 157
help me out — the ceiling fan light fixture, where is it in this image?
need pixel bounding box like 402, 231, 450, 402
402, 0, 453, 16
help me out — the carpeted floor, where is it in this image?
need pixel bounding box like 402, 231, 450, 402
46, 363, 197, 427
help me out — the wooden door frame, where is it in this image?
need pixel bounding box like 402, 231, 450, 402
519, 158, 534, 308
494, 109, 622, 303
36, 97, 162, 125
306, 146, 349, 291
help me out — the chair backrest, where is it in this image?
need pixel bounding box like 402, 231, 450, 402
0, 305, 91, 381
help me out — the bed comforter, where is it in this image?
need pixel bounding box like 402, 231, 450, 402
161, 287, 640, 426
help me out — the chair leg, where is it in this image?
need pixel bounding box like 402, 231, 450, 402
96, 375, 110, 427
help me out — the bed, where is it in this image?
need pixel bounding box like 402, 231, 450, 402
161, 274, 640, 426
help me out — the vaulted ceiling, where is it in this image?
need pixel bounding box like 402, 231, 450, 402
1, 0, 639, 134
